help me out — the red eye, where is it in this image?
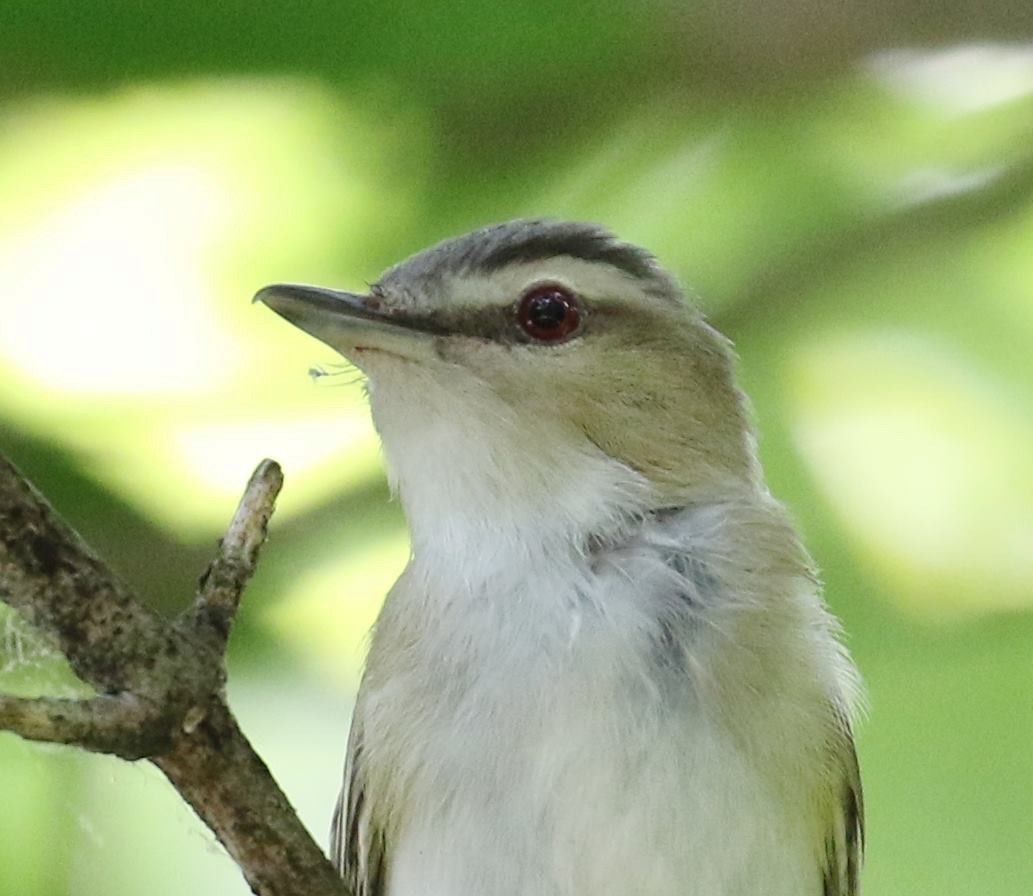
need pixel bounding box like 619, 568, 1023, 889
516, 285, 583, 342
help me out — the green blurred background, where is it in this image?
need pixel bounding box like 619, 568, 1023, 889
1, 3, 1032, 894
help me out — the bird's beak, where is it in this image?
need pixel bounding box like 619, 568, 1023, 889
254, 283, 440, 361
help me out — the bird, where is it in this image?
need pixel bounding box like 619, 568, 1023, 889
256, 219, 863, 896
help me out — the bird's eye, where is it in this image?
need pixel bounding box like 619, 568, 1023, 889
515, 284, 583, 343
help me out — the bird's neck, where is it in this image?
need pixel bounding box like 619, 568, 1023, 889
399, 442, 655, 589
367, 369, 655, 580
384, 429, 775, 613
366, 366, 776, 599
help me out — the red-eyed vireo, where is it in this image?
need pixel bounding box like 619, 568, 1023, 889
256, 220, 863, 896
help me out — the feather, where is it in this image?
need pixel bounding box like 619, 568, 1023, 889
332, 723, 386, 896
822, 719, 865, 896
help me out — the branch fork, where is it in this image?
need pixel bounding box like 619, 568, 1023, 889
0, 455, 349, 896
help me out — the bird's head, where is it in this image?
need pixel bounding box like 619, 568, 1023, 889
258, 220, 757, 553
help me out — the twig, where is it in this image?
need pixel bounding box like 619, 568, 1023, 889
0, 692, 158, 757
192, 458, 285, 646
0, 454, 349, 896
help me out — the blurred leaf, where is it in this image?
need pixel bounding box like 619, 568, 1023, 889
0, 79, 422, 534
790, 330, 1033, 618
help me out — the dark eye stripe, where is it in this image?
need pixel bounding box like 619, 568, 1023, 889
412, 299, 652, 345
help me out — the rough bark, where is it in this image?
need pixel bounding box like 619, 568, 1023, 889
0, 454, 349, 896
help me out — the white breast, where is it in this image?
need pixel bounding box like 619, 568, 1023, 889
358, 525, 832, 896
383, 685, 820, 896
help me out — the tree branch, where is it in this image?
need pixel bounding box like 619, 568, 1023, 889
0, 692, 157, 757
191, 458, 285, 647
0, 454, 349, 896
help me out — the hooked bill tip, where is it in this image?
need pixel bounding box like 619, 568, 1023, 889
253, 284, 287, 306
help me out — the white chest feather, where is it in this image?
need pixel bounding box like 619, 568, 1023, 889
378, 625, 821, 896
343, 366, 856, 896
352, 512, 844, 896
